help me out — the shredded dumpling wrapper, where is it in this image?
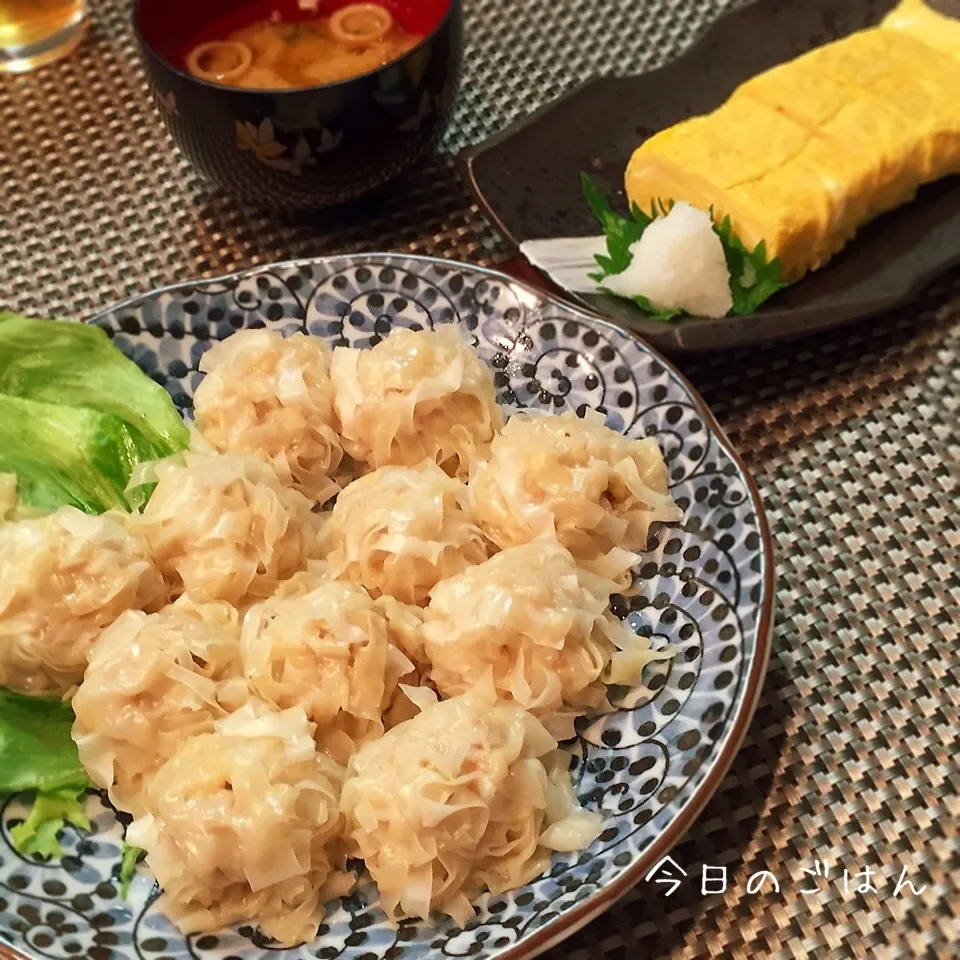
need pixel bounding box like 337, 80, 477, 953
470, 410, 683, 564
0, 508, 167, 695
330, 326, 503, 478
324, 459, 490, 605
423, 540, 670, 734
193, 330, 343, 504
269, 559, 334, 599
341, 686, 602, 924
71, 604, 241, 815
375, 593, 428, 667
374, 595, 433, 728
239, 581, 413, 765
132, 450, 321, 607
127, 701, 351, 947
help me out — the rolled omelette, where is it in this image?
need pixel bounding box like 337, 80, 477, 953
882, 0, 960, 60
624, 4, 960, 282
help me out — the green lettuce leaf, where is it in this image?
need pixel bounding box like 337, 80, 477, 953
0, 314, 189, 456
581, 173, 788, 320
0, 691, 92, 860
0, 690, 88, 793
0, 318, 187, 863
0, 395, 156, 514
10, 783, 90, 859
119, 842, 145, 897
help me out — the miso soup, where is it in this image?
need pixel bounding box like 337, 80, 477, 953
183, 1, 433, 89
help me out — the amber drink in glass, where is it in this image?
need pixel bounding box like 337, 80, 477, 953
0, 0, 87, 73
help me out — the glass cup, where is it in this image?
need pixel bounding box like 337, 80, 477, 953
0, 0, 88, 73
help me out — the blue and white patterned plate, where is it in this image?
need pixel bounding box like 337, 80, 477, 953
0, 255, 774, 960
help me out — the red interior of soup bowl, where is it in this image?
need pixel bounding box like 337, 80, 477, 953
137, 0, 452, 68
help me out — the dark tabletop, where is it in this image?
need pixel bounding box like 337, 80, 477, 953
0, 1, 957, 957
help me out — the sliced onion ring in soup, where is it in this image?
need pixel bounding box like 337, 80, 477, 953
329, 3, 394, 46
186, 40, 254, 83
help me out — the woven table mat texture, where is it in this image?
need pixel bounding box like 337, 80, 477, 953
1, 1, 958, 958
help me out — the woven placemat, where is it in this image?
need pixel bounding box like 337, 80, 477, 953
1, 1, 957, 957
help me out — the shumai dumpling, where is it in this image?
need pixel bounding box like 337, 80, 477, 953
241, 581, 414, 764
0, 508, 167, 695
341, 686, 602, 924
193, 330, 343, 504
71, 603, 241, 815
330, 326, 503, 478
470, 411, 682, 563
133, 450, 321, 607
323, 459, 490, 605
127, 701, 351, 946
423, 540, 672, 733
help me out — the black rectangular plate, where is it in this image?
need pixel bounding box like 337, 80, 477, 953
457, 0, 960, 353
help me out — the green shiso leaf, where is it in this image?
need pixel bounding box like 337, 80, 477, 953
0, 314, 189, 457
713, 215, 789, 316
581, 172, 650, 279
581, 174, 789, 321
0, 394, 156, 514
